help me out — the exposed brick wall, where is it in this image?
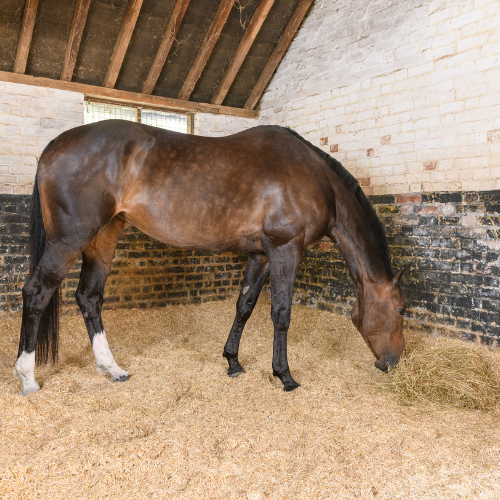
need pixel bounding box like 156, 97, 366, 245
258, 0, 500, 195
0, 195, 246, 316
292, 190, 500, 346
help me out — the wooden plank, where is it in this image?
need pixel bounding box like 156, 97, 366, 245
60, 0, 92, 81
0, 70, 258, 119
177, 0, 236, 101
13, 0, 39, 74
103, 0, 143, 89
244, 0, 313, 110
211, 0, 275, 105
142, 0, 191, 95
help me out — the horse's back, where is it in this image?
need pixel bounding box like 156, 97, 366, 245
36, 122, 335, 252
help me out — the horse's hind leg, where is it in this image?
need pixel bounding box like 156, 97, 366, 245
75, 217, 129, 382
15, 244, 81, 395
223, 253, 269, 377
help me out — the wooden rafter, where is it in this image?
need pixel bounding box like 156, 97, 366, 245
177, 0, 236, 101
211, 0, 275, 105
103, 0, 143, 89
142, 0, 191, 95
60, 0, 92, 81
244, 0, 313, 110
0, 70, 258, 119
13, 0, 39, 74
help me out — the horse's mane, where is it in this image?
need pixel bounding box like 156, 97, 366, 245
284, 127, 393, 278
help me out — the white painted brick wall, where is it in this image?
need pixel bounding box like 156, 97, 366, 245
195, 113, 257, 137
257, 0, 500, 195
0, 82, 84, 194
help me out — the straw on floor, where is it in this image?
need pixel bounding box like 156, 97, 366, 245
1, 298, 499, 500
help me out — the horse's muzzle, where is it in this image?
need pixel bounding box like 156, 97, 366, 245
374, 352, 400, 372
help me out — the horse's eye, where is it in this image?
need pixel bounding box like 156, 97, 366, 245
399, 308, 406, 316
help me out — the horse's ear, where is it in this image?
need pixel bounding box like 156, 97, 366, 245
392, 262, 413, 285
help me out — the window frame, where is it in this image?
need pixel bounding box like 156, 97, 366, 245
84, 97, 194, 134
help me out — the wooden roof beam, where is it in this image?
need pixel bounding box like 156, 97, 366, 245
142, 0, 191, 95
60, 0, 92, 81
244, 0, 313, 110
0, 70, 258, 119
177, 0, 236, 101
13, 0, 39, 74
211, 0, 275, 106
103, 0, 143, 89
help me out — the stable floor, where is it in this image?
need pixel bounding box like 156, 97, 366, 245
1, 299, 499, 499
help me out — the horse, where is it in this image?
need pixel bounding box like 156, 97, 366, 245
14, 121, 411, 395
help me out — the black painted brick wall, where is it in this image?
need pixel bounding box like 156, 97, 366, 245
294, 190, 500, 346
2, 191, 500, 345
0, 195, 247, 315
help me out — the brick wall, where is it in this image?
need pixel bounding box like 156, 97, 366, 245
195, 112, 257, 137
0, 82, 84, 194
258, 0, 500, 195
293, 190, 500, 346
0, 195, 246, 316
4, 189, 499, 345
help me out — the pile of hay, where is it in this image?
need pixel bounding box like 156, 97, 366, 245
381, 331, 500, 410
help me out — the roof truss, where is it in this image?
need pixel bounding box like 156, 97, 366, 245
1, 0, 314, 116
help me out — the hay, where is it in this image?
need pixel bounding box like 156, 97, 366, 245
1, 299, 500, 499
381, 332, 500, 410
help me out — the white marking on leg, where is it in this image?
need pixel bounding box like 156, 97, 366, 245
14, 351, 40, 395
92, 331, 129, 382
242, 285, 250, 295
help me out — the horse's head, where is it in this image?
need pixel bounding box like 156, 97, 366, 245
351, 264, 412, 372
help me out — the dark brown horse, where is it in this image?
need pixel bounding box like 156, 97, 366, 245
14, 121, 410, 395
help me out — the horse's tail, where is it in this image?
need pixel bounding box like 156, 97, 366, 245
28, 173, 60, 364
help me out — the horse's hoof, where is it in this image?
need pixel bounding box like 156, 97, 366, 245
112, 373, 130, 383
283, 382, 300, 392
20, 384, 40, 396
228, 369, 244, 378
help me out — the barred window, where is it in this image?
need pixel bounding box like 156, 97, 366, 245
84, 98, 192, 134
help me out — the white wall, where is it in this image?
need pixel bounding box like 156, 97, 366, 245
195, 112, 257, 137
3, 0, 499, 196
258, 0, 500, 195
0, 82, 84, 194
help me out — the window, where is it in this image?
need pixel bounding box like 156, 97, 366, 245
84, 99, 192, 134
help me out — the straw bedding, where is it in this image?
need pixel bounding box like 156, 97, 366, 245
1, 298, 500, 499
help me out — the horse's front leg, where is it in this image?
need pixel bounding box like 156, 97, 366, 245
267, 238, 302, 391
223, 253, 269, 376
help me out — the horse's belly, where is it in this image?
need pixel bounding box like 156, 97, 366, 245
121, 211, 264, 253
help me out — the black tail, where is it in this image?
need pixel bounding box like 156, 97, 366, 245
28, 175, 60, 364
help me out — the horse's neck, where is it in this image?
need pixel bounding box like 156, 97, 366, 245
330, 209, 389, 290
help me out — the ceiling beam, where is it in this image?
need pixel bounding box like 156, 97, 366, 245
103, 0, 143, 89
60, 0, 92, 81
13, 0, 39, 74
142, 0, 191, 95
177, 0, 236, 101
0, 70, 258, 119
244, 0, 313, 110
211, 0, 275, 106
